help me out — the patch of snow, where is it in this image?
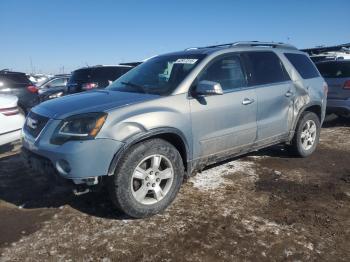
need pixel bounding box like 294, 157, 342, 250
247, 155, 268, 160
189, 160, 257, 190
274, 170, 282, 176
284, 249, 294, 257
241, 216, 292, 236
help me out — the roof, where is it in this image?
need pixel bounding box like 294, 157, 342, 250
161, 41, 298, 57
53, 74, 71, 77
0, 70, 26, 75
74, 64, 136, 71
119, 62, 142, 67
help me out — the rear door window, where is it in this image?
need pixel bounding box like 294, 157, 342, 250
316, 62, 350, 78
284, 53, 320, 79
243, 51, 290, 86
45, 78, 67, 88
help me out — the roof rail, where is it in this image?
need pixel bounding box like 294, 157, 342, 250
232, 41, 297, 50
185, 41, 297, 51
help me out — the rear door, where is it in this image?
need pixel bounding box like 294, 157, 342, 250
242, 51, 293, 143
190, 53, 257, 159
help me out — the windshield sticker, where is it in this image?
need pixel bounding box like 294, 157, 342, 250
174, 59, 198, 64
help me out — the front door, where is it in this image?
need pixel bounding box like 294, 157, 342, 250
189, 53, 257, 160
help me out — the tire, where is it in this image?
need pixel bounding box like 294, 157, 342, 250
289, 111, 321, 157
108, 138, 184, 218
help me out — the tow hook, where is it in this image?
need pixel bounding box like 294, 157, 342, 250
73, 185, 91, 196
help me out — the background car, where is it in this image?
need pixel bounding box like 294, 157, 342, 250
66, 65, 138, 94
27, 73, 51, 84
316, 60, 350, 118
0, 94, 25, 146
302, 43, 350, 63
37, 74, 71, 102
0, 70, 38, 114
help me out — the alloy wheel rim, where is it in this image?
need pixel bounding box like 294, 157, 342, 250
131, 154, 174, 205
300, 120, 317, 151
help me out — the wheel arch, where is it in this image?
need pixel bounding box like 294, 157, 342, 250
289, 102, 322, 141
108, 127, 190, 176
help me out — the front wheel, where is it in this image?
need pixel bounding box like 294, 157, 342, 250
289, 111, 321, 157
108, 139, 184, 218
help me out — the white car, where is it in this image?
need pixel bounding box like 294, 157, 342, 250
0, 95, 25, 146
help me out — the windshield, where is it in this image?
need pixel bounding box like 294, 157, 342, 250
107, 54, 206, 95
36, 77, 51, 87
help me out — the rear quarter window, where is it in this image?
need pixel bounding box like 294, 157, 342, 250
69, 67, 131, 85
69, 69, 92, 83
316, 62, 350, 78
92, 67, 131, 82
284, 53, 320, 79
243, 51, 290, 86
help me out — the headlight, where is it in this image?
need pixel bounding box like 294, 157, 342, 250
51, 112, 107, 145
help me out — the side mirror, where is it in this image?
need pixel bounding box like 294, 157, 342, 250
195, 80, 223, 96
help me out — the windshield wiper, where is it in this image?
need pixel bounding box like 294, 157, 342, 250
121, 81, 146, 93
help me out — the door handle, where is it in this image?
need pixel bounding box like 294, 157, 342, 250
285, 90, 294, 97
242, 98, 255, 105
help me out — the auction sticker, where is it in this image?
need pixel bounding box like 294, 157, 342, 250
174, 59, 198, 64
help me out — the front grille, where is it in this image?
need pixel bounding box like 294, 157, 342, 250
24, 111, 49, 138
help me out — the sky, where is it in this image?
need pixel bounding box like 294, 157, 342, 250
1, 0, 349, 74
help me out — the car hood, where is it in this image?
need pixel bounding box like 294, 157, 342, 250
32, 90, 160, 119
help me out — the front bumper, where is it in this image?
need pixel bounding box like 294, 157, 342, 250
326, 98, 350, 115
22, 130, 124, 180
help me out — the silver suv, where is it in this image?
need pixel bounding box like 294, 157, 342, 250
22, 42, 327, 218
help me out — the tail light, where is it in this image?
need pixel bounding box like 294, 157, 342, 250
0, 106, 19, 116
27, 85, 38, 93
323, 82, 328, 95
82, 82, 98, 91
343, 80, 350, 90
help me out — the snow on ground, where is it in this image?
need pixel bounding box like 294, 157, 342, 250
189, 159, 258, 190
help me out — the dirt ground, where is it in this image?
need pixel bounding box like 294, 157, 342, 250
0, 117, 349, 262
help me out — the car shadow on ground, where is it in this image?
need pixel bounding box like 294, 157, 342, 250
0, 145, 290, 220
0, 153, 130, 220
322, 114, 350, 128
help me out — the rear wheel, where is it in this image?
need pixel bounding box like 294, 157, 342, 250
108, 139, 184, 218
289, 111, 320, 157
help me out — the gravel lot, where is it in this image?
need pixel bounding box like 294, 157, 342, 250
0, 117, 349, 262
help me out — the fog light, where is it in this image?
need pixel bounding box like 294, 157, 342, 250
56, 159, 71, 174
